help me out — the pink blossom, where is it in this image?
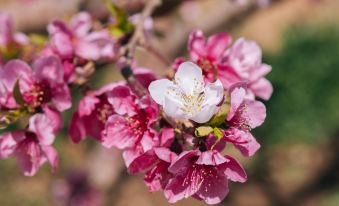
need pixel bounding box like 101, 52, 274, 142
177, 30, 272, 100
223, 86, 265, 156
47, 12, 117, 61
127, 129, 176, 192
164, 150, 246, 204
0, 56, 71, 111
0, 110, 60, 176
68, 83, 118, 143
0, 12, 28, 47
222, 38, 273, 100
102, 85, 159, 150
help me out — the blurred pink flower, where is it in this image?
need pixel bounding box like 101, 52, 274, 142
68, 83, 119, 143
0, 56, 71, 111
0, 12, 28, 47
222, 85, 265, 156
223, 38, 273, 100
127, 129, 176, 192
164, 150, 247, 204
176, 30, 272, 100
0, 110, 60, 176
47, 12, 117, 61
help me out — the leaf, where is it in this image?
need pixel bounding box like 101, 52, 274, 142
195, 126, 213, 137
105, 1, 134, 38
29, 34, 48, 46
206, 92, 231, 127
13, 79, 25, 107
213, 127, 223, 140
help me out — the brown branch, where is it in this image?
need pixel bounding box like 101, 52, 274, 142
123, 0, 162, 62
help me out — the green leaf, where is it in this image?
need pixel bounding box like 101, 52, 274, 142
213, 127, 223, 140
206, 92, 231, 127
195, 126, 214, 137
105, 1, 134, 38
13, 79, 25, 107
29, 34, 48, 46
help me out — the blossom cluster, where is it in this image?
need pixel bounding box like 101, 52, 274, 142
0, 5, 272, 204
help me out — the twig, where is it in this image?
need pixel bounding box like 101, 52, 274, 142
123, 0, 162, 62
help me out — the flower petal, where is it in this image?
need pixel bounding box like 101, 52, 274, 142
194, 170, 229, 204
188, 30, 206, 61
42, 145, 59, 173
102, 115, 138, 149
33, 56, 64, 85
68, 112, 87, 144
250, 77, 273, 101
175, 61, 204, 96
69, 12, 92, 37
204, 79, 224, 106
28, 114, 55, 145
206, 32, 232, 61
190, 104, 217, 123
0, 131, 25, 159
227, 86, 246, 121
195, 150, 228, 166
148, 78, 173, 105
224, 155, 247, 183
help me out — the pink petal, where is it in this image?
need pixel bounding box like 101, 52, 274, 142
188, 30, 206, 61
107, 85, 137, 116
42, 105, 63, 132
0, 131, 25, 159
227, 86, 246, 121
250, 77, 273, 100
224, 128, 261, 157
42, 145, 59, 173
16, 140, 45, 176
33, 56, 64, 85
144, 161, 171, 192
206, 32, 232, 61
0, 12, 13, 45
52, 84, 72, 111
70, 12, 92, 37
0, 60, 33, 92
224, 155, 247, 183
158, 128, 175, 147
68, 112, 87, 144
194, 170, 229, 204
102, 115, 138, 149
28, 113, 55, 145
154, 147, 177, 163
134, 68, 157, 88
168, 150, 200, 174
127, 149, 158, 174
51, 32, 74, 58
122, 148, 143, 168
195, 150, 229, 166
243, 99, 266, 128
78, 95, 100, 117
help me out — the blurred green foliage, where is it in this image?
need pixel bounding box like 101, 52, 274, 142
256, 25, 339, 144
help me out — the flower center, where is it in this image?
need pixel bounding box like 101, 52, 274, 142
23, 81, 52, 108
197, 58, 217, 81
126, 113, 147, 138
96, 97, 114, 124
231, 103, 251, 131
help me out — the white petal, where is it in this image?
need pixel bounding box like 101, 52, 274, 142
191, 105, 217, 123
148, 79, 173, 105
204, 79, 224, 106
163, 95, 186, 120
175, 61, 204, 95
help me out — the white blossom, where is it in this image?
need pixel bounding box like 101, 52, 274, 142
149, 61, 224, 123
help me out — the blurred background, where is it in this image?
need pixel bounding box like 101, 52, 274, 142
1, 0, 339, 205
